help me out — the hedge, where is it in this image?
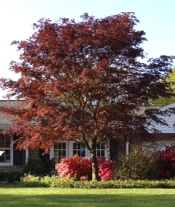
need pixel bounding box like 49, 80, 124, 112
21, 175, 175, 188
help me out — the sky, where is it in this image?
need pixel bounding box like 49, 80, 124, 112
0, 0, 175, 98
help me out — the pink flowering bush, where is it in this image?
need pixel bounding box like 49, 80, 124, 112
55, 155, 116, 180
55, 155, 92, 180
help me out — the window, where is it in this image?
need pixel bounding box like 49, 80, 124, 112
51, 141, 109, 161
73, 142, 85, 157
96, 143, 105, 157
54, 142, 67, 162
0, 134, 13, 166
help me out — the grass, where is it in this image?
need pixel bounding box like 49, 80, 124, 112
0, 188, 175, 207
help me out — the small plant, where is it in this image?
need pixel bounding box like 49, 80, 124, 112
21, 174, 47, 187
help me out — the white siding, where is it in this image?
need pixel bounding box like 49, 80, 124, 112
149, 102, 175, 133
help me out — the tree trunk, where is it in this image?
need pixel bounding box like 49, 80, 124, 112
91, 144, 100, 181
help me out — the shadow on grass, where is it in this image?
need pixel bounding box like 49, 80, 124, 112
0, 193, 175, 207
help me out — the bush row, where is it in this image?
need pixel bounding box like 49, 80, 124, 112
2, 145, 175, 184
21, 175, 175, 188
55, 146, 175, 181
0, 171, 23, 183
117, 145, 175, 180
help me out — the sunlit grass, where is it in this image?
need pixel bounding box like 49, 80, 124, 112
0, 188, 174, 207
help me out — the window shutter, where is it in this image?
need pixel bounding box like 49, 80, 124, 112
110, 139, 118, 161
13, 135, 25, 166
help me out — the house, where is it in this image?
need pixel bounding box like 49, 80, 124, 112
1, 100, 175, 171
0, 100, 117, 171
0, 100, 28, 171
147, 102, 175, 150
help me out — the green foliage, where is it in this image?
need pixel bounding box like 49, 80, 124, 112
150, 96, 174, 106
20, 175, 48, 187
42, 158, 56, 175
116, 145, 159, 180
23, 157, 56, 176
151, 68, 175, 106
0, 171, 23, 183
21, 175, 175, 188
0, 172, 7, 181
23, 157, 45, 176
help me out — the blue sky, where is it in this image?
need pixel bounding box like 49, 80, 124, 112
0, 0, 175, 98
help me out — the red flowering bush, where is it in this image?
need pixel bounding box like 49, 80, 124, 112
55, 155, 92, 180
156, 146, 175, 179
99, 159, 116, 180
55, 155, 116, 180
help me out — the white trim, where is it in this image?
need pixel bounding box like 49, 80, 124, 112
126, 141, 129, 157
25, 150, 29, 163
68, 141, 74, 157
106, 140, 110, 160
50, 141, 70, 160
50, 146, 54, 159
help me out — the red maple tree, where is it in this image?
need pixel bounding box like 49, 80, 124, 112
0, 12, 174, 180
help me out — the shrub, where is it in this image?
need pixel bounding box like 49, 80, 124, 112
0, 172, 7, 181
55, 155, 92, 180
23, 156, 56, 176
98, 159, 116, 180
6, 171, 23, 183
0, 171, 23, 183
23, 157, 45, 176
21, 174, 47, 187
55, 155, 116, 181
116, 145, 159, 180
156, 146, 175, 179
42, 158, 56, 175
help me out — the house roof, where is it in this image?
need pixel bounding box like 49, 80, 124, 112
0, 100, 174, 133
0, 100, 23, 129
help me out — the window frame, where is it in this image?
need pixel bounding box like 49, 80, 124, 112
53, 141, 68, 162
96, 143, 106, 158
50, 140, 110, 161
0, 134, 13, 166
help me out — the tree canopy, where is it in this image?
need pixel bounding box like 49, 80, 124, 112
0, 12, 174, 180
150, 68, 175, 106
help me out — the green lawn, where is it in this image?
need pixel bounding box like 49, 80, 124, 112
0, 188, 174, 207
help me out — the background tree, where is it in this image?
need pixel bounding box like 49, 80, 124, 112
0, 12, 174, 181
150, 68, 175, 106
